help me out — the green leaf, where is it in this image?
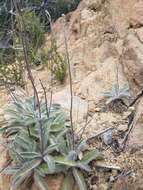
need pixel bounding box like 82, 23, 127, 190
34, 172, 49, 190
81, 150, 103, 164
44, 144, 58, 155
76, 162, 91, 172
76, 139, 87, 154
20, 152, 41, 159
57, 128, 69, 140
11, 171, 32, 190
61, 174, 73, 190
54, 156, 76, 167
3, 166, 19, 175
50, 123, 65, 132
0, 126, 9, 133
36, 163, 66, 176
36, 163, 49, 177
12, 159, 41, 186
44, 155, 55, 173
72, 168, 87, 190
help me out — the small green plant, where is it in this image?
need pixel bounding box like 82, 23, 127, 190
52, 50, 67, 84
54, 138, 103, 190
0, 10, 45, 87
0, 96, 103, 190
21, 11, 45, 65
47, 40, 67, 84
103, 84, 130, 104
103, 84, 131, 112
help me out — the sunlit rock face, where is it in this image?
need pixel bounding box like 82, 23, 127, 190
1, 0, 143, 189
45, 0, 143, 148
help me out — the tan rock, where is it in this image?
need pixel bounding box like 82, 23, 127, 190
51, 87, 88, 122
98, 183, 108, 190
128, 98, 143, 147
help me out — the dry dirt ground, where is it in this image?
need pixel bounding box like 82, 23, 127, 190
0, 69, 143, 190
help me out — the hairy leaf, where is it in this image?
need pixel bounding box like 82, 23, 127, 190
34, 172, 49, 190
81, 150, 103, 164
12, 159, 41, 184
61, 174, 73, 190
76, 162, 91, 172
73, 168, 87, 190
44, 155, 55, 173
54, 156, 76, 167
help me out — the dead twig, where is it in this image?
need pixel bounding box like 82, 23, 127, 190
39, 79, 49, 118
62, 14, 75, 150
121, 122, 134, 149
96, 163, 121, 171
128, 89, 143, 107
87, 127, 114, 142
110, 170, 132, 182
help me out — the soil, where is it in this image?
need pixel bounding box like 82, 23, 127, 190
1, 76, 143, 190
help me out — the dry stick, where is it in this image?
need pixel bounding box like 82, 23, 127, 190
3, 80, 18, 103
45, 10, 54, 116
39, 79, 49, 118
110, 170, 132, 182
12, 0, 44, 154
115, 59, 119, 93
76, 116, 94, 136
122, 90, 143, 148
63, 15, 75, 150
95, 163, 121, 171
128, 89, 143, 108
87, 127, 114, 142
49, 89, 53, 116
122, 121, 134, 149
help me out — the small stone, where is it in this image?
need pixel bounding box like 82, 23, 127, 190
98, 184, 108, 190
90, 176, 98, 185
101, 130, 113, 145
78, 152, 83, 160
95, 107, 101, 112
92, 184, 98, 190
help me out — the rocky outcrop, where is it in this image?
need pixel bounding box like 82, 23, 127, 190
45, 0, 143, 148
1, 0, 143, 189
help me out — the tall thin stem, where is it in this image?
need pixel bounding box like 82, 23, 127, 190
39, 79, 49, 118
12, 0, 44, 154
62, 15, 75, 149
116, 60, 119, 94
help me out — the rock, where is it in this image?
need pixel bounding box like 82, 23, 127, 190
128, 98, 143, 147
121, 33, 143, 93
92, 184, 98, 190
2, 0, 143, 189
98, 184, 108, 190
51, 87, 88, 122
45, 0, 143, 148
101, 130, 113, 145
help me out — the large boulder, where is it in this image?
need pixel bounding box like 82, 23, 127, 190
45, 0, 143, 147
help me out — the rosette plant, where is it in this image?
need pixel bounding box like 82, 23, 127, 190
0, 96, 103, 190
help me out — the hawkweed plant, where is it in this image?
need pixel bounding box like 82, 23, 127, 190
103, 84, 131, 113
0, 1, 103, 190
